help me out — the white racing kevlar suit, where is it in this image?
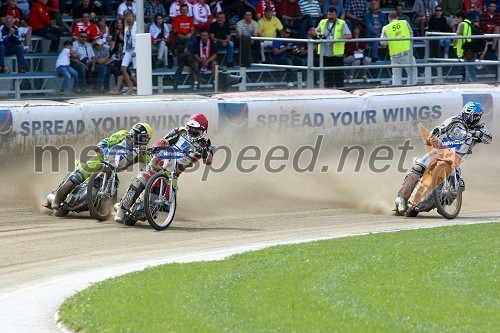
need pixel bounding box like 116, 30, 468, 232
118, 127, 214, 213
397, 116, 492, 201
52, 130, 151, 210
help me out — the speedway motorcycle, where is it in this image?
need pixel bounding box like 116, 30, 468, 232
405, 119, 476, 219
45, 145, 141, 220
116, 146, 184, 231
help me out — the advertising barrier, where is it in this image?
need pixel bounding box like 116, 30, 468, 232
0, 85, 497, 150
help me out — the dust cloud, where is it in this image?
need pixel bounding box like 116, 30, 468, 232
1, 129, 498, 219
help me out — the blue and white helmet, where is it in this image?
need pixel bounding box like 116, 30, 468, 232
461, 101, 483, 127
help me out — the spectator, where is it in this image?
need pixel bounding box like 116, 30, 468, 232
28, 0, 62, 52
395, 3, 412, 24
0, 0, 32, 51
298, 24, 319, 64
93, 37, 114, 91
442, 0, 463, 32
236, 10, 261, 63
344, 24, 371, 82
273, 25, 307, 87
172, 3, 195, 45
299, 0, 323, 38
380, 11, 418, 86
279, 0, 303, 36
73, 0, 97, 22
479, 2, 499, 36
322, 0, 345, 19
256, 0, 276, 20
238, 0, 260, 15
316, 5, 351, 88
149, 13, 170, 68
209, 11, 234, 67
108, 17, 126, 94
72, 30, 107, 92
171, 25, 200, 90
144, 0, 167, 26
0, 15, 27, 73
345, 0, 368, 29
193, 0, 214, 32
56, 40, 79, 94
412, 0, 436, 36
193, 30, 218, 75
96, 15, 110, 47
428, 5, 451, 58
8, 0, 30, 20
454, 9, 477, 82
73, 12, 99, 43
169, 0, 193, 21
364, 0, 387, 62
463, 0, 483, 21
121, 10, 137, 94
258, 6, 283, 62
118, 0, 137, 20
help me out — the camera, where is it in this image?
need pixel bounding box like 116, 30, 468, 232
81, 57, 92, 67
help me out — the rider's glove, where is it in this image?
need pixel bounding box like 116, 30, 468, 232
430, 127, 440, 137
199, 147, 208, 158
94, 145, 103, 155
471, 130, 483, 139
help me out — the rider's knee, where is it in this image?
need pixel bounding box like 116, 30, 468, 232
410, 162, 426, 178
68, 170, 85, 185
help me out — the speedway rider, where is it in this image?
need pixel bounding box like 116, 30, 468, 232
49, 123, 153, 216
114, 113, 214, 223
395, 101, 492, 214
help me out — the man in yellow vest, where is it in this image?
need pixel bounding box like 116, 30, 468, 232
315, 6, 351, 88
454, 10, 477, 82
380, 12, 417, 86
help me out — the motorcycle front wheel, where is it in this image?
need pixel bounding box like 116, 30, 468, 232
144, 173, 176, 231
432, 164, 462, 219
87, 170, 117, 221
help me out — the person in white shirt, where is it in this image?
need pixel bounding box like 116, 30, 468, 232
118, 0, 137, 19
149, 13, 171, 67
193, 0, 214, 32
121, 10, 137, 94
56, 40, 79, 94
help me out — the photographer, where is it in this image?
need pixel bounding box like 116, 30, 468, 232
315, 6, 351, 88
71, 30, 107, 93
273, 26, 307, 87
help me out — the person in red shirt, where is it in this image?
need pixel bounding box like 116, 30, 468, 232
0, 0, 32, 50
28, 0, 62, 52
72, 12, 99, 43
171, 4, 198, 90
172, 3, 195, 39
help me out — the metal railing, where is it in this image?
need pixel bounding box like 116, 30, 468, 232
246, 33, 500, 89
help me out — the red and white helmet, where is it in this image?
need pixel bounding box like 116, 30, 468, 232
185, 113, 208, 140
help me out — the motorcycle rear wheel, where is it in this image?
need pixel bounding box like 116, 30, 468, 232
432, 164, 462, 219
87, 171, 117, 221
144, 173, 176, 231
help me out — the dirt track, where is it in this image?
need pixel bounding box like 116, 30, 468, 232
0, 138, 498, 332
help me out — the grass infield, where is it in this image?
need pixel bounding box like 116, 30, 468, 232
59, 223, 499, 332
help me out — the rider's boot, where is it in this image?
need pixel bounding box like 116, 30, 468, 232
114, 178, 145, 223
395, 173, 420, 214
52, 179, 77, 210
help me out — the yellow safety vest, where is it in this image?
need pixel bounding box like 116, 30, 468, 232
385, 20, 411, 56
317, 18, 346, 56
455, 19, 472, 58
